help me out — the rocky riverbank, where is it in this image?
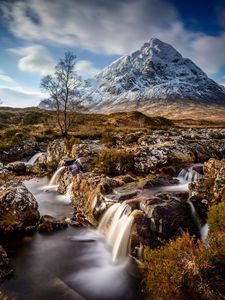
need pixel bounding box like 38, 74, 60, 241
1, 126, 225, 299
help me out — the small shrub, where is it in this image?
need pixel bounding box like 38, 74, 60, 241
143, 233, 225, 300
64, 137, 81, 153
95, 149, 134, 176
47, 159, 58, 173
208, 201, 225, 233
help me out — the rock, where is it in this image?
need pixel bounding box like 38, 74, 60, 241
37, 215, 67, 232
0, 136, 37, 164
143, 174, 179, 188
137, 191, 197, 248
189, 159, 225, 205
46, 139, 65, 164
5, 162, 27, 175
72, 173, 124, 224
71, 143, 104, 159
0, 183, 40, 234
125, 131, 143, 144
57, 168, 73, 194
0, 245, 13, 280
76, 157, 95, 172
68, 211, 92, 227
132, 144, 194, 175
58, 157, 76, 167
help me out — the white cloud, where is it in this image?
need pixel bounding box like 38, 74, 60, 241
0, 69, 15, 85
0, 86, 43, 107
75, 60, 101, 78
1, 0, 225, 75
8, 45, 55, 75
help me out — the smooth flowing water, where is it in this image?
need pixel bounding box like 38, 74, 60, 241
49, 166, 66, 186
27, 152, 43, 165
1, 178, 140, 300
97, 204, 135, 262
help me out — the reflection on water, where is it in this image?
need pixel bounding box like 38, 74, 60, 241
1, 178, 140, 300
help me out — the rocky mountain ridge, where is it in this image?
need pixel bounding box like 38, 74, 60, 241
39, 38, 225, 112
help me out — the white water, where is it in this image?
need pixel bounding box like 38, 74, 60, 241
178, 164, 203, 182
187, 199, 209, 245
49, 166, 66, 186
97, 203, 135, 262
17, 178, 138, 300
27, 152, 43, 165
57, 181, 73, 204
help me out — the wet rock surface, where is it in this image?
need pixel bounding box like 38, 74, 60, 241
5, 162, 27, 175
0, 183, 40, 235
0, 246, 13, 280
37, 215, 67, 232
71, 173, 125, 224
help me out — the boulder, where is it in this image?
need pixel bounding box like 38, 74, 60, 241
46, 139, 65, 164
37, 215, 67, 232
70, 143, 104, 159
58, 157, 76, 167
57, 168, 73, 194
0, 245, 13, 279
5, 162, 27, 175
125, 131, 143, 144
0, 183, 40, 234
136, 192, 197, 249
72, 173, 124, 224
132, 144, 194, 175
189, 159, 225, 205
0, 137, 37, 164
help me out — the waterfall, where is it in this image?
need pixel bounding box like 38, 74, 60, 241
97, 203, 135, 262
65, 182, 73, 197
178, 164, 203, 182
187, 200, 208, 245
49, 166, 66, 186
27, 152, 43, 165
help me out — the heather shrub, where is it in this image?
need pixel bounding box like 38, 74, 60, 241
143, 233, 225, 300
208, 201, 225, 233
95, 149, 134, 176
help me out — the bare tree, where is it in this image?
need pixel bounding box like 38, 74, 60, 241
40, 51, 82, 137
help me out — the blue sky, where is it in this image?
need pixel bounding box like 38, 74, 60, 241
0, 0, 225, 107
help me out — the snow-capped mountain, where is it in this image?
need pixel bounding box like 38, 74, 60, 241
39, 38, 225, 111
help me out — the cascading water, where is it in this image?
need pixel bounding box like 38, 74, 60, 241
178, 164, 203, 182
97, 203, 135, 262
57, 181, 73, 204
27, 152, 43, 165
187, 199, 209, 246
49, 166, 66, 186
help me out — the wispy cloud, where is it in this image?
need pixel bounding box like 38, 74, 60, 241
0, 86, 43, 107
75, 60, 101, 78
1, 0, 225, 76
8, 45, 55, 75
0, 69, 15, 85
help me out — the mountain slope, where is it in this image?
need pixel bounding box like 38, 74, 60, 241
39, 38, 225, 113
78, 38, 225, 110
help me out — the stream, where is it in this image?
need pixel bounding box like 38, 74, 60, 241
1, 177, 140, 300
0, 163, 205, 300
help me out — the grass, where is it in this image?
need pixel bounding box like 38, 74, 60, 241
0, 108, 176, 152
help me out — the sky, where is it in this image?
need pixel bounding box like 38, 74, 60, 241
1, 0, 225, 107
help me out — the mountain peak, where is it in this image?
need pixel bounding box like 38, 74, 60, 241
39, 38, 225, 111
